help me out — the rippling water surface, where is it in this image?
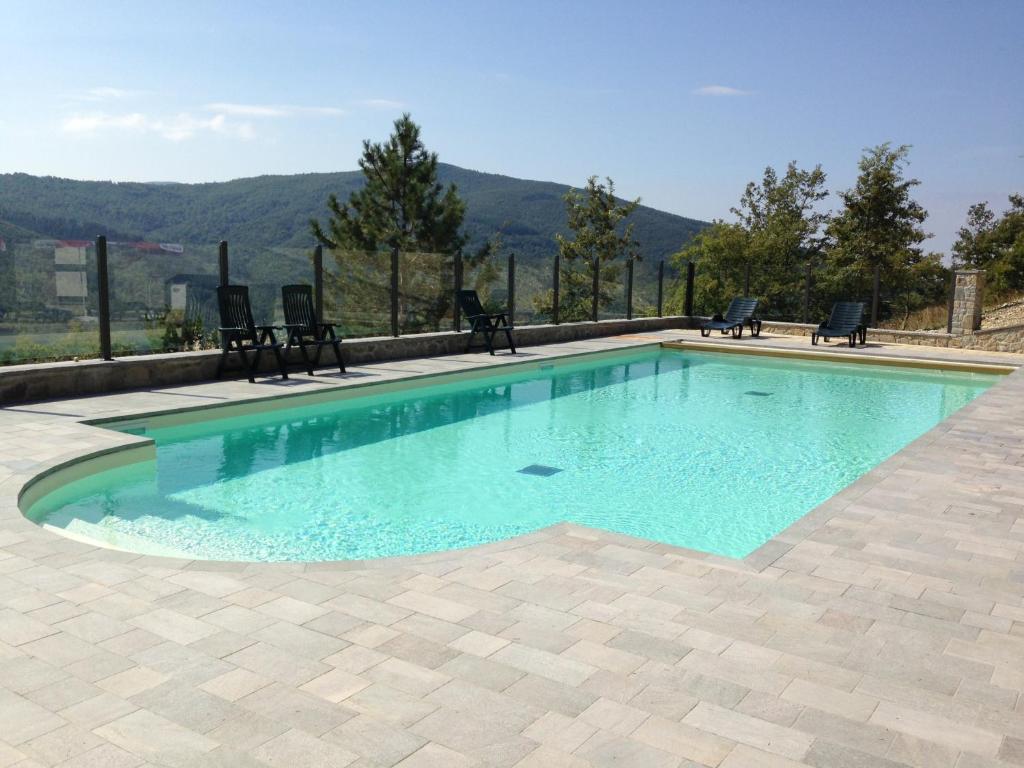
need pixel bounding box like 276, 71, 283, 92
28, 349, 997, 561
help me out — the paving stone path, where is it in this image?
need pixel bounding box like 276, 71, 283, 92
1, 331, 1023, 767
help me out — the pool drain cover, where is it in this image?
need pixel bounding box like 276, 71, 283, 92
518, 464, 563, 477
744, 391, 772, 397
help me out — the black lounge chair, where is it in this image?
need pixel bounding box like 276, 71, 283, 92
456, 289, 516, 355
811, 301, 866, 347
701, 297, 761, 338
215, 285, 289, 382
281, 284, 346, 375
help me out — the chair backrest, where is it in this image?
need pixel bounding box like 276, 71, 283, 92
724, 297, 759, 324
827, 301, 865, 331
217, 285, 257, 338
282, 284, 317, 333
456, 289, 486, 318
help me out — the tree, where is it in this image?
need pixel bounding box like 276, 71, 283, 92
312, 114, 467, 254
666, 221, 749, 315
952, 195, 1024, 297
667, 162, 827, 319
311, 114, 496, 332
534, 176, 639, 322
732, 162, 829, 318
824, 144, 931, 322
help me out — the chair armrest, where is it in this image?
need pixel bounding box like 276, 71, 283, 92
255, 324, 282, 332
218, 326, 246, 334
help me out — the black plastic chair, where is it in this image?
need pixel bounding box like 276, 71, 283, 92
701, 297, 761, 338
215, 285, 288, 382
456, 289, 516, 355
282, 284, 345, 374
811, 301, 866, 347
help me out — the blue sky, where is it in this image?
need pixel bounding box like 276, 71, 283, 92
1, 0, 1021, 253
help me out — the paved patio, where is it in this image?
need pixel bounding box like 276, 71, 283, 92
2, 329, 1024, 767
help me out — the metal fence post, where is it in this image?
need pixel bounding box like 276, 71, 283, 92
744, 261, 751, 296
552, 253, 560, 325
946, 271, 956, 334
218, 240, 229, 287
313, 244, 324, 321
390, 246, 400, 337
626, 258, 634, 320
453, 251, 463, 332
507, 254, 516, 325
803, 262, 812, 323
684, 261, 695, 316
96, 235, 112, 361
591, 255, 599, 322
657, 260, 665, 317
871, 262, 881, 326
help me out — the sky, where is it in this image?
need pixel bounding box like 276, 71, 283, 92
0, 0, 1021, 254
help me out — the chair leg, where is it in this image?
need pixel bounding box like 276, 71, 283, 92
700, 327, 709, 337
296, 340, 314, 376
811, 333, 818, 346
271, 344, 289, 380
331, 340, 346, 372
504, 328, 516, 354
244, 347, 258, 384
484, 328, 496, 355
849, 333, 856, 348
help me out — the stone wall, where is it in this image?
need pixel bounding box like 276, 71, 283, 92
959, 323, 1024, 354
758, 319, 1024, 354
756, 321, 957, 348
0, 316, 692, 405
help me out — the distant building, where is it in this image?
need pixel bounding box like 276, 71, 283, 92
165, 273, 220, 331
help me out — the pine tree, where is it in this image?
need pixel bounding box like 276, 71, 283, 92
311, 113, 467, 254
311, 114, 495, 332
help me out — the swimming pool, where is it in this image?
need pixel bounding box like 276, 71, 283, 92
26, 347, 999, 562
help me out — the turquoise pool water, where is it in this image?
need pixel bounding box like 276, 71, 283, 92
28, 349, 998, 562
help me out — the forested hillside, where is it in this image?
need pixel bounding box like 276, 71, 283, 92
0, 165, 706, 263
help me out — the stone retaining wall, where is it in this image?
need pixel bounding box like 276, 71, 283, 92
759, 320, 1024, 353
0, 316, 691, 404
959, 322, 1024, 354
5, 312, 1022, 405
757, 321, 959, 347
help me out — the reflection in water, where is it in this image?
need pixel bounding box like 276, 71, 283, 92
29, 349, 997, 562
195, 354, 670, 486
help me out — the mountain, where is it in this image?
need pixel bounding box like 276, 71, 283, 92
0, 165, 707, 264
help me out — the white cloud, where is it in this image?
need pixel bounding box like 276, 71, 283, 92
204, 102, 345, 117
357, 99, 406, 110
692, 85, 752, 97
62, 112, 147, 133
73, 86, 143, 102
60, 111, 255, 142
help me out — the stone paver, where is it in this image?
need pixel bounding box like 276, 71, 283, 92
0, 331, 1023, 766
